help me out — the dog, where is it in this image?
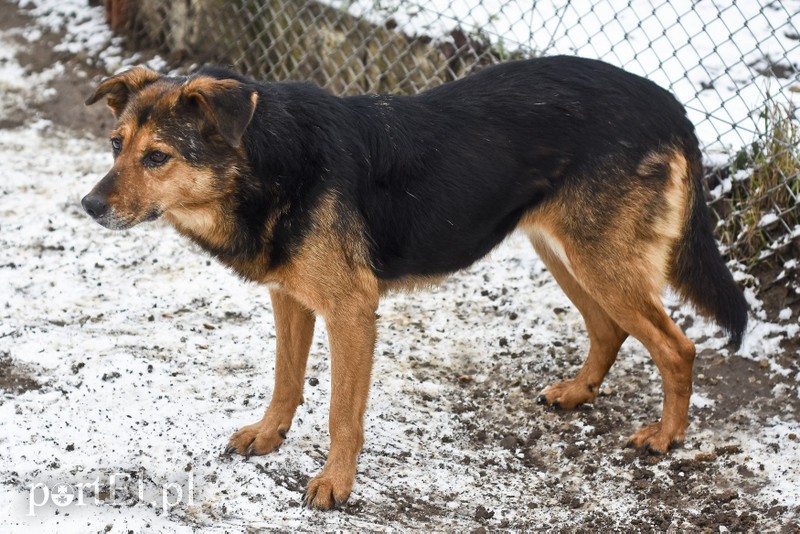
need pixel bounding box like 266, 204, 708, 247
83, 56, 748, 510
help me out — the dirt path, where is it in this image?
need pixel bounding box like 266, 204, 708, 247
1, 1, 799, 531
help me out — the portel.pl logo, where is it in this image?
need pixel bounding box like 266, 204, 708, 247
28, 471, 194, 515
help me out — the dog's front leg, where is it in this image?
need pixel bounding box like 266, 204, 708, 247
226, 288, 315, 456
303, 299, 377, 510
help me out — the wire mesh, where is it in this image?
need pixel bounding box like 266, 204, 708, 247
109, 0, 799, 286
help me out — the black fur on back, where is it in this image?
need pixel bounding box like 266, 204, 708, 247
199, 57, 711, 278
349, 57, 702, 277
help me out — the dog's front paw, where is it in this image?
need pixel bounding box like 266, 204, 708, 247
626, 422, 683, 454
537, 379, 597, 409
224, 420, 288, 457
302, 467, 354, 510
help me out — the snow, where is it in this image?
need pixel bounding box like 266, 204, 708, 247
736, 418, 800, 509
16, 0, 165, 73
690, 393, 715, 409
759, 212, 780, 228
1, 0, 799, 531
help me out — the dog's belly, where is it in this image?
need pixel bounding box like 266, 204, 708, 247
370, 211, 523, 279
364, 173, 552, 279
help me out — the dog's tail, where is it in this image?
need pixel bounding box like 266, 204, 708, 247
669, 144, 748, 348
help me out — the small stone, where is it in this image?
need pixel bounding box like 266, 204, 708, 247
601, 386, 613, 396
526, 429, 542, 445
563, 444, 581, 459
760, 359, 769, 368
474, 505, 494, 520
695, 451, 717, 462
457, 375, 473, 383
499, 435, 518, 450
308, 377, 319, 386
716, 444, 741, 456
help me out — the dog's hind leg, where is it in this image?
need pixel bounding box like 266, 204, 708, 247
529, 231, 628, 409
226, 288, 316, 456
535, 226, 696, 452
595, 290, 696, 453
525, 148, 698, 452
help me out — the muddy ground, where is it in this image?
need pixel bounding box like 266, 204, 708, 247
1, 1, 799, 531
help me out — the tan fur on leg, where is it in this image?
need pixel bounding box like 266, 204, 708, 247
303, 298, 377, 510
529, 229, 628, 409
226, 289, 315, 456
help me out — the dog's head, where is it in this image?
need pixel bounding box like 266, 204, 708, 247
82, 67, 258, 230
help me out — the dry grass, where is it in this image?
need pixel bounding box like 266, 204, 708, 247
714, 103, 800, 267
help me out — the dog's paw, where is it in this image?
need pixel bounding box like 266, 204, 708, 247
537, 379, 597, 410
626, 422, 682, 454
224, 420, 288, 457
302, 469, 353, 510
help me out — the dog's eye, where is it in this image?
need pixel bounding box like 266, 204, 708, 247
144, 150, 170, 167
110, 137, 122, 155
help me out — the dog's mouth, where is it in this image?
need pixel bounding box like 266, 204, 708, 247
82, 194, 163, 230
93, 209, 161, 230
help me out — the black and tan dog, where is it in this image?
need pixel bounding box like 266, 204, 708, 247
83, 56, 747, 510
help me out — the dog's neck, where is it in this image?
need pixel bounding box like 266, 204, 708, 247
164, 203, 229, 249
164, 193, 276, 283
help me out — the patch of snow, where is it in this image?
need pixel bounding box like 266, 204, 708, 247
709, 176, 733, 199
690, 393, 715, 409
736, 418, 800, 509
15, 0, 168, 74
758, 212, 779, 228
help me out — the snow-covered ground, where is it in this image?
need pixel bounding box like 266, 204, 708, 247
1, 1, 799, 531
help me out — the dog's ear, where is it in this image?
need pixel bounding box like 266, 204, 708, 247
85, 67, 161, 117
182, 77, 258, 148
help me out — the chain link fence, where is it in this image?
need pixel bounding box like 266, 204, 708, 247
107, 0, 799, 299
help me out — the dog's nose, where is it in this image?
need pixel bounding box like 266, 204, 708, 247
81, 194, 109, 219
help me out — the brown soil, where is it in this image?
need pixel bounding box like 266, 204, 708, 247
0, 353, 40, 395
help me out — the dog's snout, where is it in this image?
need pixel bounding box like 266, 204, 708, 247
81, 194, 109, 219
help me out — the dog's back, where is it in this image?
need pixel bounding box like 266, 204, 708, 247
338, 57, 698, 279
